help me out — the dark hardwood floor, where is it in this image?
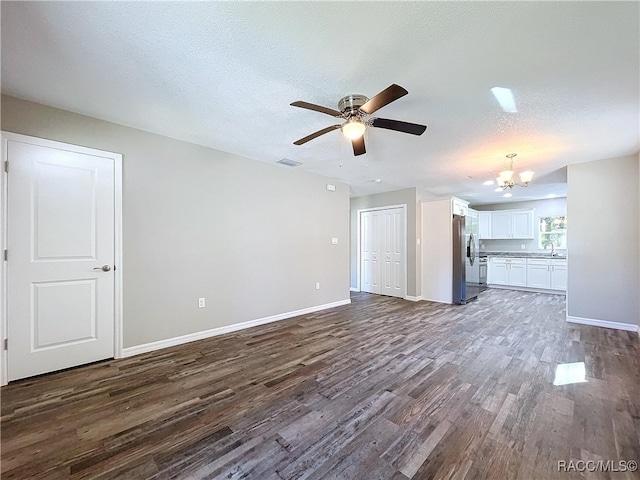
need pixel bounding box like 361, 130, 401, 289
1, 289, 639, 479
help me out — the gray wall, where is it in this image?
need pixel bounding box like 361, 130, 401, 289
473, 198, 567, 252
567, 154, 639, 327
350, 188, 418, 297
2, 95, 350, 347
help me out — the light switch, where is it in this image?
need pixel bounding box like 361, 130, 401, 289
331, 238, 339, 245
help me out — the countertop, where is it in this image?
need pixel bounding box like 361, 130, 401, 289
480, 251, 567, 260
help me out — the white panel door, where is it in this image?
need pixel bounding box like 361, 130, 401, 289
360, 207, 405, 298
380, 208, 406, 298
360, 211, 380, 294
7, 139, 116, 380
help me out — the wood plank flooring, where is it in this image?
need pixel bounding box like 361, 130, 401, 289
2, 289, 639, 479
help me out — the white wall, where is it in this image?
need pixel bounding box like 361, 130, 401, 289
1, 95, 351, 348
567, 154, 639, 327
473, 198, 567, 252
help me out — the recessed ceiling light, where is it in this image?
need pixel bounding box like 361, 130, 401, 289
503, 192, 512, 198
491, 87, 517, 113
494, 187, 503, 192
483, 180, 494, 186
374, 179, 382, 183
546, 194, 557, 198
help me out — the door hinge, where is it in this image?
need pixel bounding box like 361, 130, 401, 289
4, 339, 7, 350
3, 250, 6, 261
4, 161, 7, 173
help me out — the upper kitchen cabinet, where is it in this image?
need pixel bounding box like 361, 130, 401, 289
478, 212, 492, 239
490, 209, 534, 239
452, 197, 469, 216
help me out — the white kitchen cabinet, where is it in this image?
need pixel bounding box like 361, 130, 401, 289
452, 197, 469, 216
512, 210, 534, 238
491, 212, 511, 239
490, 209, 534, 239
551, 259, 567, 290
525, 258, 567, 291
526, 259, 551, 289
507, 258, 527, 286
489, 258, 508, 285
478, 212, 492, 239
489, 257, 526, 286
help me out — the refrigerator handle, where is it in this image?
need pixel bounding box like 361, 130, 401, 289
467, 233, 476, 266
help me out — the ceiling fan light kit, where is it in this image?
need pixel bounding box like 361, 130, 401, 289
495, 153, 534, 190
341, 117, 366, 140
290, 84, 427, 156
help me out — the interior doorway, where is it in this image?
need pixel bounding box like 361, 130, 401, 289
358, 205, 407, 298
1, 132, 123, 384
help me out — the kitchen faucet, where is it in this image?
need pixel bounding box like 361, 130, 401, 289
545, 242, 555, 256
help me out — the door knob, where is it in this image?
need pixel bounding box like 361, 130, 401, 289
93, 265, 112, 272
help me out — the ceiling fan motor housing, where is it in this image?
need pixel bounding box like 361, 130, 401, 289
338, 94, 369, 115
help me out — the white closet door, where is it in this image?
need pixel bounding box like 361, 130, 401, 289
380, 208, 406, 298
360, 207, 406, 298
360, 211, 381, 294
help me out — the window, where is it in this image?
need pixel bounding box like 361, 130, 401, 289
539, 215, 567, 250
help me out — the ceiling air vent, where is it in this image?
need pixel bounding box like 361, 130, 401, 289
277, 158, 302, 167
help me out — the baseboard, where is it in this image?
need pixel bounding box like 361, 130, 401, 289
404, 295, 423, 302
566, 315, 639, 333
350, 287, 359, 292
122, 298, 352, 358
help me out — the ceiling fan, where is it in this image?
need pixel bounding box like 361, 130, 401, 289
290, 84, 427, 156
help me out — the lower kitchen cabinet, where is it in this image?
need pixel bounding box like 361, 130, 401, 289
550, 259, 567, 290
527, 259, 552, 289
489, 257, 526, 287
490, 257, 567, 291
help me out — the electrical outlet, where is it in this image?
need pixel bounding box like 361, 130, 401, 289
331, 238, 338, 245
198, 297, 206, 308
315, 282, 320, 290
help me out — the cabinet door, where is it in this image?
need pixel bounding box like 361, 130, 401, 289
527, 264, 551, 288
512, 210, 534, 238
490, 261, 509, 285
550, 263, 567, 291
452, 199, 468, 216
509, 263, 527, 286
491, 211, 511, 238
478, 212, 492, 239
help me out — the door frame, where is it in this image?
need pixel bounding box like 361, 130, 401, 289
0, 132, 124, 386
356, 204, 407, 296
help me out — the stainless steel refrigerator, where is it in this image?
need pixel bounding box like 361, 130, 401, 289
452, 214, 480, 304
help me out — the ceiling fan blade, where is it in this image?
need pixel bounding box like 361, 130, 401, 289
290, 101, 342, 117
359, 84, 408, 114
352, 136, 366, 156
293, 125, 341, 145
371, 117, 427, 136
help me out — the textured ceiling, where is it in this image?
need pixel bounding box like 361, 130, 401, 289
2, 2, 639, 204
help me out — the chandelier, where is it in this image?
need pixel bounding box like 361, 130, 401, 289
496, 153, 534, 189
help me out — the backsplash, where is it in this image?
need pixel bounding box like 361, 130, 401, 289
479, 238, 563, 254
